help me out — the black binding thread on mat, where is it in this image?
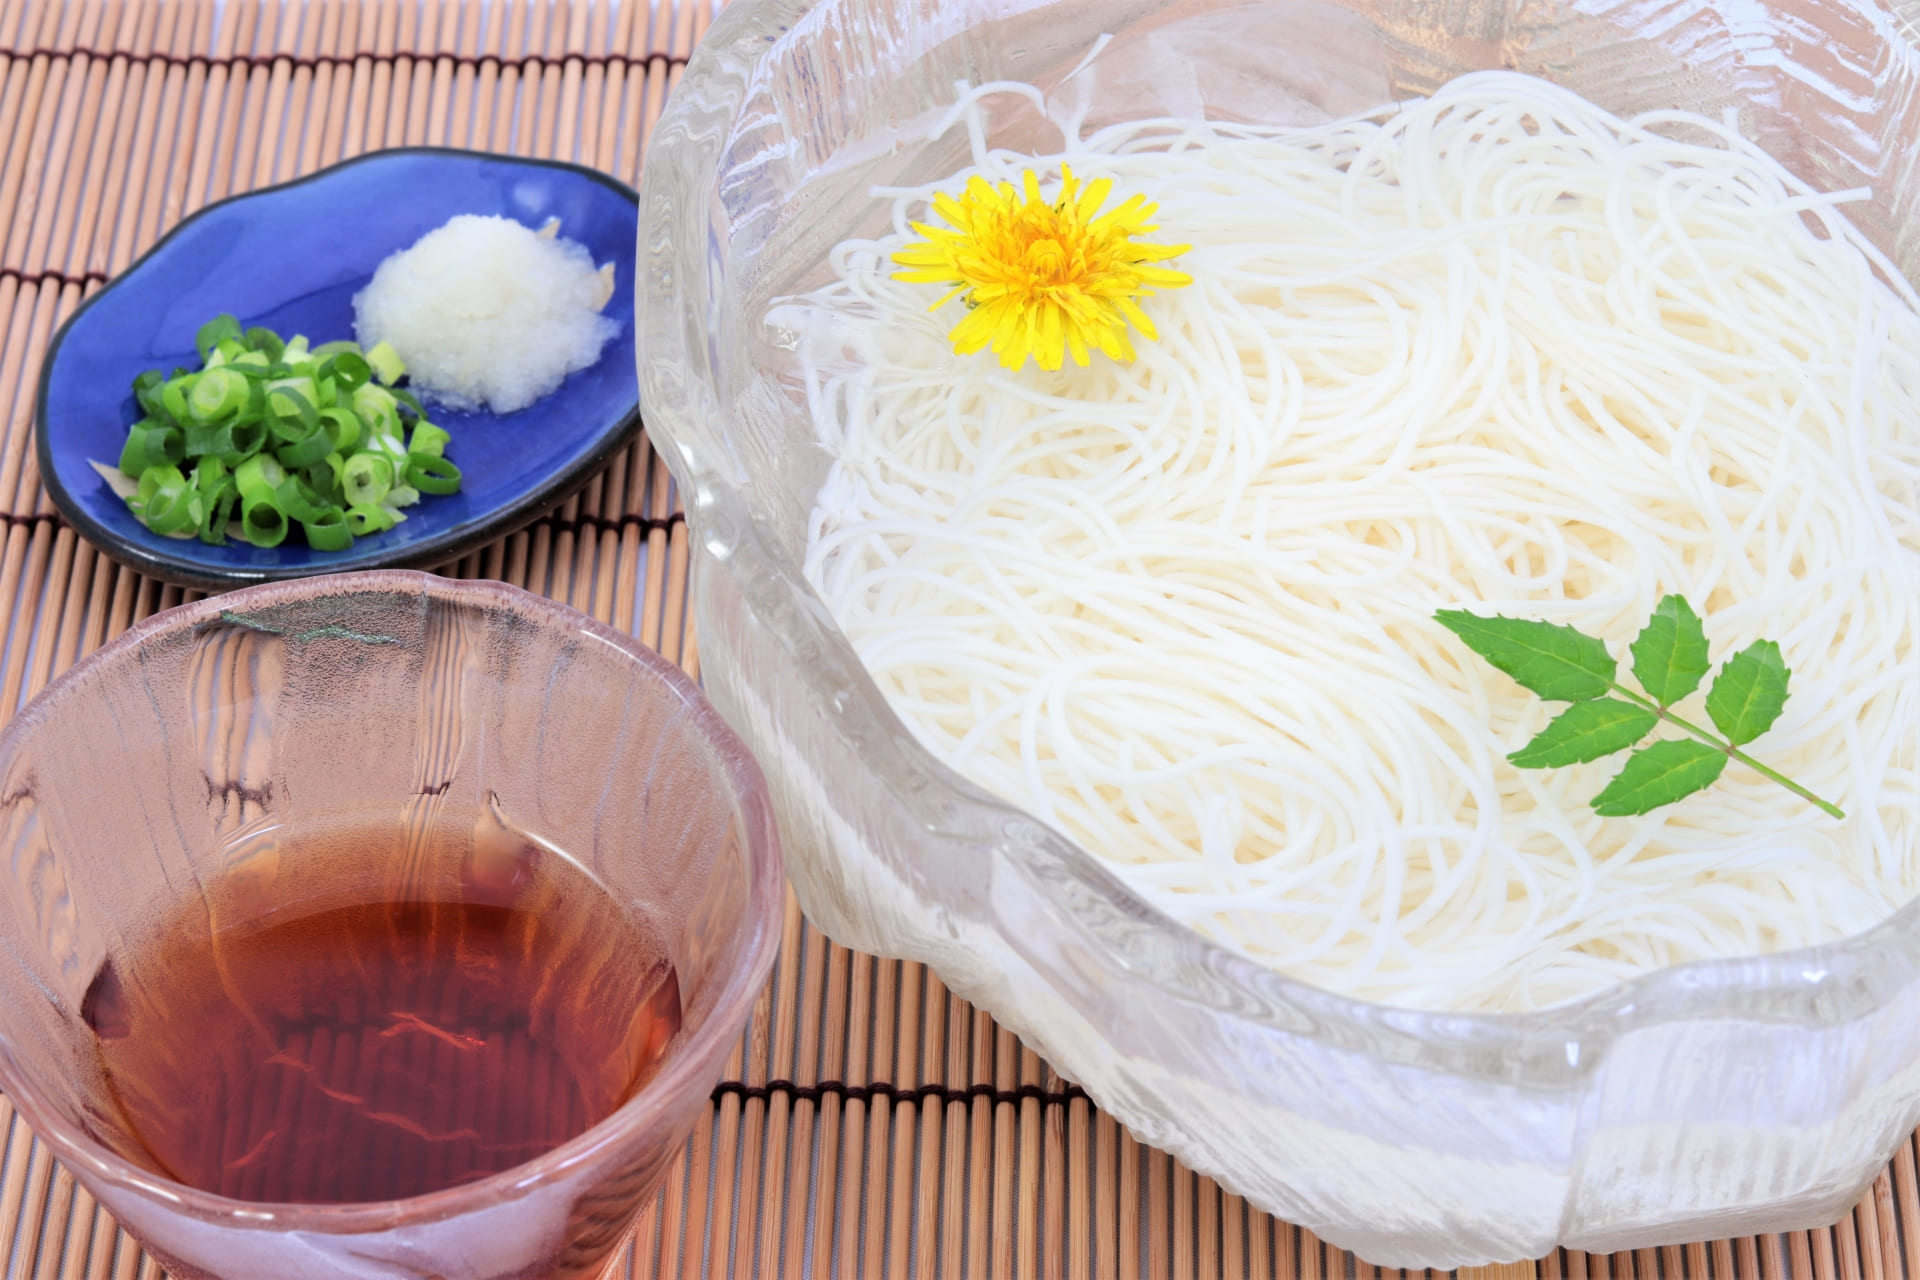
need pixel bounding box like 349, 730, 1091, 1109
547, 511, 685, 538
2, 267, 107, 290
0, 509, 683, 541
0, 47, 692, 72
711, 1079, 1094, 1109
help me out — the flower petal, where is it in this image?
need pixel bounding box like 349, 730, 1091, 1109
900, 165, 1191, 369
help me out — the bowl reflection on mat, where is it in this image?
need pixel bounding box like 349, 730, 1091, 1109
0, 572, 782, 1280
636, 0, 1920, 1265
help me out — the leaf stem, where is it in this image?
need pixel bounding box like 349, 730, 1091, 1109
1607, 683, 1845, 819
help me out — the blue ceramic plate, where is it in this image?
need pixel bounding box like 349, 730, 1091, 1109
36, 148, 640, 590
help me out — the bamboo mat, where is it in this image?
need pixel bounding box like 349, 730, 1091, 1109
0, 1, 1914, 1277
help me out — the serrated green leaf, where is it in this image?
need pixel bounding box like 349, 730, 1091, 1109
1591, 739, 1729, 816
1508, 698, 1658, 768
1703, 641, 1790, 746
1435, 610, 1615, 702
1630, 595, 1711, 706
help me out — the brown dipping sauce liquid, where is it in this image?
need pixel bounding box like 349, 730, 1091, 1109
83, 810, 681, 1204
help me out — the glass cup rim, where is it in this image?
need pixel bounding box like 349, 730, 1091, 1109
0, 568, 786, 1231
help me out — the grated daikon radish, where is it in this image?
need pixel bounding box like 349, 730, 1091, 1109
354, 214, 617, 415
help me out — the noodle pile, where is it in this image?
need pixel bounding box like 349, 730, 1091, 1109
785, 71, 1920, 1012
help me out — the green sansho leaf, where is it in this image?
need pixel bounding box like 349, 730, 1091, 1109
1508, 698, 1658, 769
1630, 594, 1711, 706
1591, 739, 1729, 816
1704, 640, 1791, 747
1434, 600, 1840, 819
1435, 610, 1615, 702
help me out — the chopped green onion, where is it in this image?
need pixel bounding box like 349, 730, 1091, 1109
104, 319, 457, 550
319, 407, 361, 452
225, 419, 267, 462
273, 476, 332, 523
195, 314, 243, 362
160, 376, 192, 424
133, 369, 167, 416
134, 466, 201, 536
345, 503, 396, 536
409, 421, 451, 458
244, 327, 285, 361
406, 453, 462, 495
241, 493, 289, 548
300, 509, 352, 551
352, 384, 402, 438
365, 341, 406, 386
274, 426, 333, 470
235, 453, 287, 500
302, 461, 336, 496
366, 431, 408, 466
265, 386, 319, 441
188, 367, 250, 423
118, 419, 183, 475
319, 351, 371, 392
342, 452, 394, 507
195, 463, 237, 545
183, 422, 235, 459
194, 456, 230, 493
199, 489, 236, 544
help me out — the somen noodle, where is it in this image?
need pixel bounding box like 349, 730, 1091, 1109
781, 71, 1920, 1012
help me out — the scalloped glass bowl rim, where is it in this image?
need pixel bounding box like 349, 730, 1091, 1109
637, 0, 1920, 1084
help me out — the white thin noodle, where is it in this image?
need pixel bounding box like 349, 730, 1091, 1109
784, 71, 1920, 1012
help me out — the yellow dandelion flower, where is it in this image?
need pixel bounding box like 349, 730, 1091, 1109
891, 165, 1192, 373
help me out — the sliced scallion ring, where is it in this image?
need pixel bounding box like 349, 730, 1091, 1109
408, 421, 451, 458
276, 420, 334, 468
135, 466, 202, 537
318, 350, 371, 392
198, 484, 237, 545
184, 422, 236, 460
405, 453, 462, 495
133, 370, 167, 416
341, 452, 394, 507
240, 493, 289, 548
226, 419, 268, 462
118, 420, 183, 475
195, 314, 243, 361
243, 326, 285, 360
345, 503, 397, 536
319, 407, 361, 452
300, 509, 352, 551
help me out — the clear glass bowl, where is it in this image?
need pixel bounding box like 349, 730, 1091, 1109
636, 0, 1920, 1265
0, 571, 783, 1280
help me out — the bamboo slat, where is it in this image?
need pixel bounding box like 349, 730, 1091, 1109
0, 1, 1907, 1276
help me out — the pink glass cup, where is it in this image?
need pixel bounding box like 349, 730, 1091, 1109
0, 571, 783, 1280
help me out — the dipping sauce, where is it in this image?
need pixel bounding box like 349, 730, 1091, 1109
83, 813, 680, 1204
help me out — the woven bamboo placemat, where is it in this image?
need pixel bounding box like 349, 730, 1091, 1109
0, 2, 1913, 1276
